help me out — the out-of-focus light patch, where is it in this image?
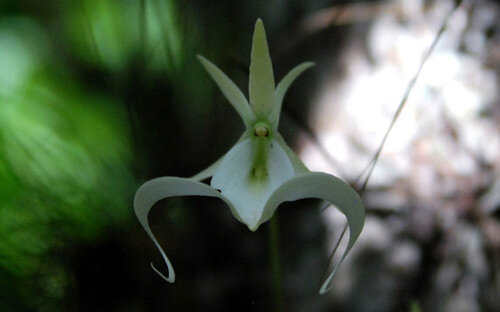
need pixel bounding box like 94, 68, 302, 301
480, 180, 500, 214
299, 137, 341, 174
462, 120, 500, 164
421, 52, 461, 88
387, 240, 421, 273
319, 132, 353, 168
442, 80, 482, 120
459, 224, 487, 277
0, 33, 33, 90
0, 18, 49, 93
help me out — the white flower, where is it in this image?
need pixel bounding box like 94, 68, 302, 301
134, 19, 365, 294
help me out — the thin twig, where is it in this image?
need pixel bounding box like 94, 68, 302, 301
355, 0, 464, 195
322, 223, 347, 278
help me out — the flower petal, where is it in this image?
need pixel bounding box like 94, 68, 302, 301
249, 19, 275, 117
211, 137, 294, 230
189, 132, 250, 181
198, 55, 255, 127
274, 133, 310, 175
272, 62, 315, 127
263, 172, 365, 294
134, 177, 231, 282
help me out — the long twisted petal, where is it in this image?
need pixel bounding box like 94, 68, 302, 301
263, 172, 365, 294
134, 177, 231, 282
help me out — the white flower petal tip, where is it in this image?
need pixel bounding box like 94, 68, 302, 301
151, 262, 175, 283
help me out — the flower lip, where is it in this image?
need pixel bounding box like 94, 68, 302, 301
211, 137, 295, 230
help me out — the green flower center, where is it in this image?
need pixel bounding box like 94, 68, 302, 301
249, 122, 272, 183
253, 122, 270, 137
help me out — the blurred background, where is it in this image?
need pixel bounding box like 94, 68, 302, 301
0, 0, 498, 311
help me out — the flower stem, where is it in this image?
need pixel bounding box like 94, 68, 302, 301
269, 213, 283, 312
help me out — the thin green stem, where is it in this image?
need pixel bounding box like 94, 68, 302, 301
269, 214, 283, 312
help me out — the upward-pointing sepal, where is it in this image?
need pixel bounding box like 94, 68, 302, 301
249, 19, 275, 117
272, 62, 315, 128
197, 55, 256, 127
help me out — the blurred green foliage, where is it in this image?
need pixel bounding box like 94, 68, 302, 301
63, 0, 185, 74
0, 13, 135, 311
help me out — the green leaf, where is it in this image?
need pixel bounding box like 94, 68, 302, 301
211, 137, 294, 230
272, 62, 315, 127
249, 19, 275, 117
263, 172, 365, 294
197, 55, 255, 127
134, 177, 232, 282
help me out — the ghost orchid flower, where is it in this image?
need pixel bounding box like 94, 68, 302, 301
134, 19, 365, 294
